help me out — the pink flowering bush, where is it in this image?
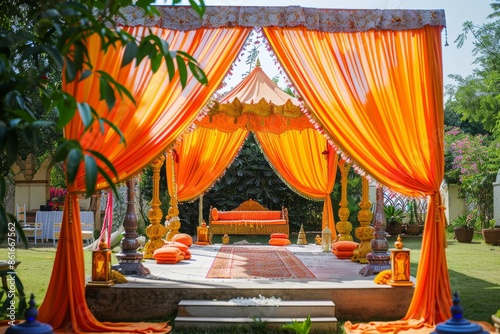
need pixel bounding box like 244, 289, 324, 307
444, 127, 500, 228
48, 186, 67, 210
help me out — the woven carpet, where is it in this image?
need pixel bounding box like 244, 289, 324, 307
206, 246, 316, 279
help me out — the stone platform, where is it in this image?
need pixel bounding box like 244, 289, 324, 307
85, 244, 415, 323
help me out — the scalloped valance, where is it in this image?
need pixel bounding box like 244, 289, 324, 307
118, 6, 446, 32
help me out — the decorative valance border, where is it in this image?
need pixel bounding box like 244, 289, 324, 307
118, 6, 446, 32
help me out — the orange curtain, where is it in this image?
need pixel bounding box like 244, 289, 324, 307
39, 26, 251, 332
255, 129, 338, 234
167, 127, 248, 202
264, 26, 450, 330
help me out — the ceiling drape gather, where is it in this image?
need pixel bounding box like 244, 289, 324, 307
263, 25, 450, 330
38, 25, 252, 332
255, 129, 338, 234
167, 127, 249, 202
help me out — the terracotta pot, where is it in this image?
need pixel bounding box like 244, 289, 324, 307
405, 224, 421, 236
386, 224, 404, 237
482, 228, 500, 245
454, 227, 474, 243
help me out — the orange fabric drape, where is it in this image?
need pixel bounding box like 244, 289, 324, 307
264, 25, 450, 330
167, 127, 248, 202
39, 26, 251, 332
255, 129, 338, 234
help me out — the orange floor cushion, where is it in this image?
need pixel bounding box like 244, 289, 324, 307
172, 233, 193, 247
153, 246, 185, 264
163, 241, 191, 260
269, 238, 291, 246
332, 241, 358, 259
270, 233, 288, 239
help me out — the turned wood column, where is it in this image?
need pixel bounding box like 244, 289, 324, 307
113, 178, 150, 276
144, 155, 167, 259
336, 160, 353, 241
352, 175, 374, 263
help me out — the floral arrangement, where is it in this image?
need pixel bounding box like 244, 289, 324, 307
229, 294, 281, 306
48, 187, 68, 210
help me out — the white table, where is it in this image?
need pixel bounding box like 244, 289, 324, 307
36, 211, 94, 241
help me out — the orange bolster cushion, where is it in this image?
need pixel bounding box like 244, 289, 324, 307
153, 247, 184, 264
269, 238, 291, 246
332, 241, 358, 259
172, 233, 193, 247
211, 208, 219, 221
270, 233, 288, 239
163, 241, 189, 253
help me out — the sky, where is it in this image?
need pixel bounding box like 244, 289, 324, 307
164, 0, 495, 93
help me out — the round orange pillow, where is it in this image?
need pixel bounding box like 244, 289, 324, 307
332, 241, 358, 259
269, 238, 291, 246
211, 208, 219, 221
153, 247, 184, 264
172, 233, 193, 247
270, 233, 288, 239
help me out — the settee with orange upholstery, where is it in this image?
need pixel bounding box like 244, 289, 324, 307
209, 199, 289, 236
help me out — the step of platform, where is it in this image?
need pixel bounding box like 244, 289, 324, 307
175, 299, 337, 331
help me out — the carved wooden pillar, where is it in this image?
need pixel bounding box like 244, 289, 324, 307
113, 178, 150, 276
360, 185, 391, 276
336, 160, 353, 241
352, 175, 374, 263
144, 156, 167, 259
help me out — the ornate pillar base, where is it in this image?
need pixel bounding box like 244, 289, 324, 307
113, 253, 150, 276
359, 251, 391, 276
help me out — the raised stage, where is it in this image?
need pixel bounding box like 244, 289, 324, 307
85, 243, 415, 323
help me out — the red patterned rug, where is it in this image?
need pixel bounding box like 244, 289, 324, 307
206, 246, 316, 279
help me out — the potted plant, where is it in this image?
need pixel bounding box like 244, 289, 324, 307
384, 205, 405, 236
482, 219, 500, 245
404, 200, 421, 235
492, 309, 500, 333
450, 214, 474, 243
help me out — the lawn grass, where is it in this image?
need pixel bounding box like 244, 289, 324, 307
1, 232, 499, 332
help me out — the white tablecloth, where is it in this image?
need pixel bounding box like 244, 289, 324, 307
36, 211, 94, 241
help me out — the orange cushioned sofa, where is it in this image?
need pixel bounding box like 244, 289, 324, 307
209, 199, 289, 236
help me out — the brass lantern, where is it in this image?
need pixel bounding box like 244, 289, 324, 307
88, 239, 114, 287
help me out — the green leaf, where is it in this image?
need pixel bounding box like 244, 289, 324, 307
122, 41, 138, 67
176, 54, 188, 88
99, 118, 126, 144
79, 69, 92, 82
99, 76, 115, 110
84, 155, 98, 197
55, 92, 77, 129
188, 0, 206, 17
89, 149, 119, 180
165, 53, 175, 81
65, 57, 76, 83
188, 61, 208, 85
77, 102, 93, 129
66, 148, 82, 184
97, 165, 119, 198
151, 54, 162, 73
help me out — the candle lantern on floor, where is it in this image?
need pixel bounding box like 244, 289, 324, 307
389, 235, 414, 287
89, 239, 114, 287
322, 226, 332, 252
195, 220, 210, 245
